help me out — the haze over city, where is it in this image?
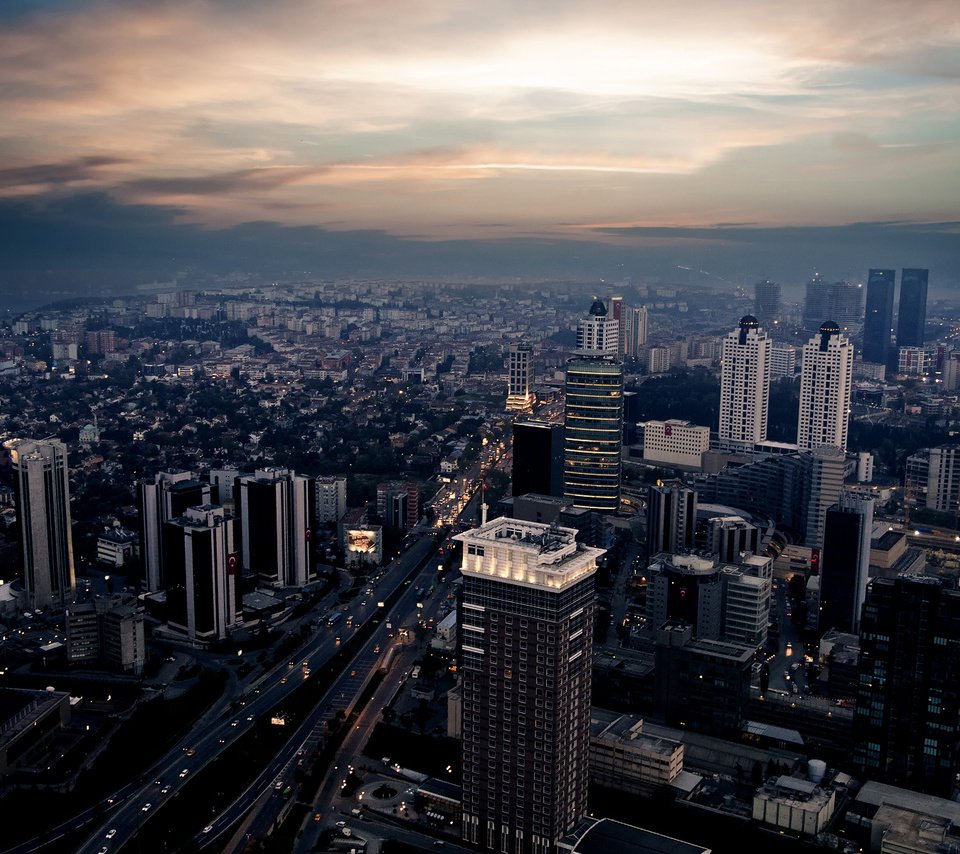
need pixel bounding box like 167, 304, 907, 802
1, 0, 959, 307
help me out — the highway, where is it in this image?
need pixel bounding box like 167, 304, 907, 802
71, 532, 441, 854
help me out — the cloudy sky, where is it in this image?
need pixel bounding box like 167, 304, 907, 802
1, 0, 959, 300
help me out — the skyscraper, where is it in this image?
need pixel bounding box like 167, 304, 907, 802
506, 344, 535, 412
817, 494, 873, 635
625, 306, 648, 358
803, 274, 831, 331
803, 275, 863, 332
162, 504, 240, 642
238, 467, 311, 587
315, 475, 347, 524
753, 279, 781, 325
512, 421, 564, 498
138, 470, 211, 592
609, 295, 625, 356
646, 480, 698, 556
853, 575, 960, 797
5, 438, 75, 610
455, 517, 603, 853
563, 358, 623, 513
862, 268, 895, 366
563, 299, 623, 514
575, 298, 619, 355
797, 322, 854, 452
896, 267, 929, 349
718, 316, 771, 447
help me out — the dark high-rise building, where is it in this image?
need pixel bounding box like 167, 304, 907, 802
853, 575, 960, 797
803, 274, 831, 331
754, 279, 781, 324
896, 267, 929, 348
646, 480, 697, 556
817, 495, 873, 635
5, 439, 76, 610
162, 505, 241, 642
512, 421, 564, 498
454, 517, 603, 853
238, 467, 311, 588
862, 269, 895, 365
139, 471, 211, 592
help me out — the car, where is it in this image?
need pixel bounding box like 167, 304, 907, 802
373, 644, 380, 654
105, 829, 117, 839
165, 655, 176, 662
280, 676, 287, 684
231, 719, 239, 726
288, 661, 295, 668
141, 803, 152, 812
161, 785, 171, 794
275, 780, 284, 790
179, 768, 189, 778
314, 811, 323, 822
154, 779, 163, 785
202, 825, 214, 834
246, 714, 254, 721
335, 636, 341, 646
184, 747, 196, 756
335, 820, 347, 828
99, 848, 109, 854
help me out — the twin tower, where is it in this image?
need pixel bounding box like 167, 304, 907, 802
721, 315, 853, 453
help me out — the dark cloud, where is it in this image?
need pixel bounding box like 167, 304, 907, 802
0, 156, 129, 189
0, 193, 958, 311
126, 166, 328, 195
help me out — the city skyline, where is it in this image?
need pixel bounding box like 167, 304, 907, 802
1, 0, 959, 303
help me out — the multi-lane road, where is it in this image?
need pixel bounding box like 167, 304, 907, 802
68, 532, 441, 854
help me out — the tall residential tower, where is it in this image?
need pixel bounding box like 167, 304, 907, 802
797, 322, 854, 453
455, 517, 603, 854
719, 316, 771, 447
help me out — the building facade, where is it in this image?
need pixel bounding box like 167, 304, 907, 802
238, 467, 311, 587
754, 280, 781, 325
455, 518, 603, 854
646, 480, 697, 556
5, 439, 75, 610
507, 344, 536, 412
797, 322, 854, 453
896, 267, 929, 349
315, 475, 347, 524
862, 268, 895, 366
719, 316, 771, 447
512, 421, 564, 498
625, 306, 649, 358
641, 419, 710, 470
817, 494, 874, 635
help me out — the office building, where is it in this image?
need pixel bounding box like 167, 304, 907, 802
315, 475, 347, 524
853, 576, 960, 797
506, 344, 536, 412
564, 302, 623, 513
719, 316, 771, 447
803, 276, 863, 332
609, 295, 625, 357
708, 516, 760, 563
817, 495, 873, 635
770, 344, 797, 379
238, 467, 311, 588
162, 504, 241, 642
646, 346, 671, 374
454, 517, 603, 853
803, 275, 831, 331
625, 306, 648, 358
138, 470, 211, 592
925, 445, 960, 513
641, 419, 710, 470
377, 481, 420, 530
797, 322, 854, 453
754, 279, 781, 324
512, 421, 564, 498
896, 268, 929, 349
5, 438, 75, 610
646, 480, 697, 556
862, 269, 895, 366
897, 345, 935, 376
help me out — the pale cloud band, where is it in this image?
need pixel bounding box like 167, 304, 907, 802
0, 0, 958, 240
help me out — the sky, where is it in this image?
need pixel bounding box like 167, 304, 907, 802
1, 0, 959, 302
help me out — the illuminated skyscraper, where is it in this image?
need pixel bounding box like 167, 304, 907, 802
506, 343, 535, 412
797, 322, 854, 453
719, 316, 771, 447
6, 438, 75, 610
455, 517, 603, 853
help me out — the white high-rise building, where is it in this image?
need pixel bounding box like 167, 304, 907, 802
719, 316, 771, 447
625, 306, 649, 357
797, 322, 854, 452
5, 438, 75, 610
575, 298, 619, 356
770, 344, 797, 379
315, 476, 347, 524
505, 343, 535, 411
